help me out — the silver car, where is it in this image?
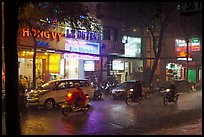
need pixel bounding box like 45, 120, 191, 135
112, 80, 149, 100
26, 79, 94, 110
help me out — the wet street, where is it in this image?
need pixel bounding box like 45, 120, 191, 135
2, 91, 202, 135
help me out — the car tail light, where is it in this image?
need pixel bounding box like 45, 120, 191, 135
66, 93, 72, 100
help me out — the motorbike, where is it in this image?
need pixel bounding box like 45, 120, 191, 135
163, 88, 179, 105
92, 85, 103, 101
61, 91, 90, 116
104, 82, 115, 96
126, 88, 143, 105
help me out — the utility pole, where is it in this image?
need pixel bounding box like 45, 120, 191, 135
185, 37, 189, 81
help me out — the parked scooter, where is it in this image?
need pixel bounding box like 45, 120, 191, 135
163, 88, 179, 105
61, 91, 90, 116
126, 88, 143, 105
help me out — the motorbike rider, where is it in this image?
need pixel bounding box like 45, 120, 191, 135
169, 81, 177, 100
133, 81, 143, 99
70, 83, 87, 109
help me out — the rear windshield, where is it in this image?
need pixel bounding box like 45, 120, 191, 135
119, 82, 135, 88
38, 81, 59, 90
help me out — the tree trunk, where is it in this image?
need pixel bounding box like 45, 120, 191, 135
4, 2, 21, 135
27, 22, 37, 89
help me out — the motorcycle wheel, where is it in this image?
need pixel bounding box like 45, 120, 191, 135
97, 94, 102, 100
174, 96, 178, 103
83, 104, 90, 113
62, 107, 71, 116
137, 97, 142, 104
126, 97, 132, 105
163, 97, 169, 105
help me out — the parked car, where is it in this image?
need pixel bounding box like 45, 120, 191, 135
26, 79, 94, 110
111, 80, 149, 100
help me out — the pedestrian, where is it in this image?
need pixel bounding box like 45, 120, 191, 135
18, 81, 27, 113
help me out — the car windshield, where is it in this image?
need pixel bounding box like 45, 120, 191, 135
38, 81, 59, 90
118, 82, 135, 89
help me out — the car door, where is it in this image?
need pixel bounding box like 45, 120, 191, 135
79, 80, 94, 99
53, 81, 71, 104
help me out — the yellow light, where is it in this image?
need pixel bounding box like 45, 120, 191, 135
49, 54, 60, 73
67, 93, 72, 98
44, 52, 48, 55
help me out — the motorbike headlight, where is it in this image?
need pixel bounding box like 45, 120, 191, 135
165, 89, 170, 92
130, 89, 134, 92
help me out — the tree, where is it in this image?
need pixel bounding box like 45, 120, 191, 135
3, 2, 101, 135
119, 2, 178, 87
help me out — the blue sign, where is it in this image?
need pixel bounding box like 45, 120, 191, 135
36, 41, 49, 47
66, 29, 100, 41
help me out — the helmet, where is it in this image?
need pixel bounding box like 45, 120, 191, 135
74, 83, 80, 87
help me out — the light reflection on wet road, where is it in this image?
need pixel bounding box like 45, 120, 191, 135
2, 91, 202, 135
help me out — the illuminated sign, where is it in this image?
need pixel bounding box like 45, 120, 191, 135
65, 39, 100, 55
64, 53, 99, 60
112, 60, 124, 70
22, 28, 62, 41
84, 60, 95, 71
175, 38, 200, 53
65, 28, 100, 41
123, 36, 141, 57
49, 54, 61, 74
36, 41, 49, 47
177, 58, 192, 61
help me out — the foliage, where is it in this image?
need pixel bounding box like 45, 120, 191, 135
18, 2, 102, 32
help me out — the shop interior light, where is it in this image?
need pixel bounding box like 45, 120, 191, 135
36, 49, 42, 52
40, 19, 47, 23
177, 58, 192, 61
46, 49, 55, 53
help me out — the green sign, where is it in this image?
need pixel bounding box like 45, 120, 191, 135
192, 38, 200, 43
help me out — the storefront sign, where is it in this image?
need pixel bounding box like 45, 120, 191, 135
64, 53, 99, 60
65, 39, 100, 55
65, 28, 100, 41
36, 40, 49, 47
175, 38, 200, 53
84, 60, 95, 71
22, 28, 63, 41
100, 40, 124, 54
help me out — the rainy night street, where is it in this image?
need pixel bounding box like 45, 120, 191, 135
2, 90, 202, 135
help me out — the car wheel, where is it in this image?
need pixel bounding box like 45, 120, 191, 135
44, 99, 55, 111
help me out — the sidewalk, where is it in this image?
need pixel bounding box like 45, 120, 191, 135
147, 118, 202, 135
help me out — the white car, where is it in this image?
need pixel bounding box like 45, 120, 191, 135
26, 79, 94, 110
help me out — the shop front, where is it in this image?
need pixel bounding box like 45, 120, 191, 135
18, 27, 101, 87
100, 35, 143, 83
18, 27, 65, 88
64, 27, 101, 80
165, 37, 202, 82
